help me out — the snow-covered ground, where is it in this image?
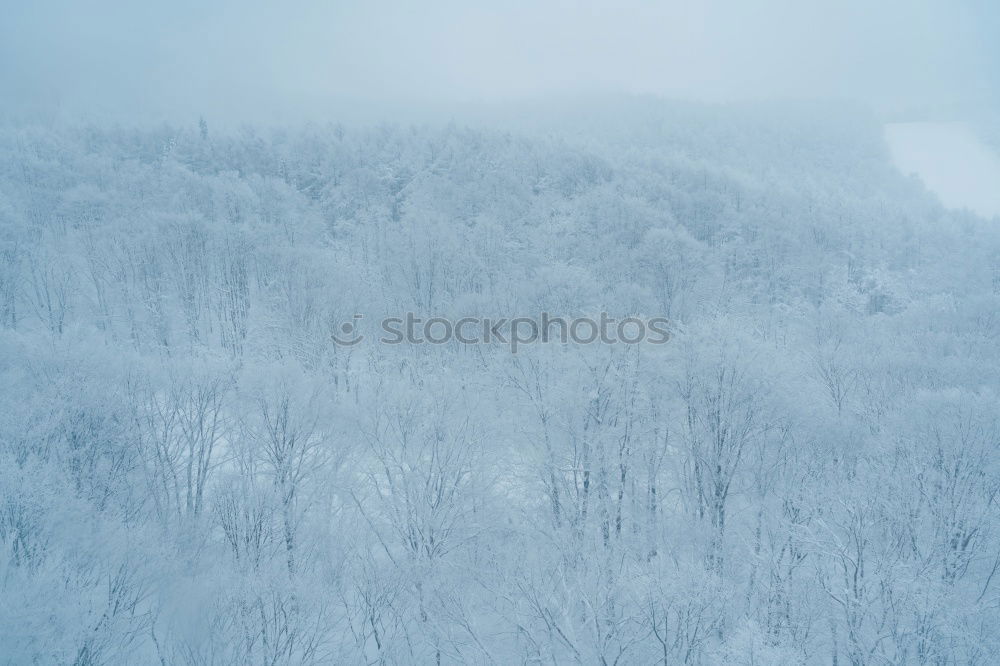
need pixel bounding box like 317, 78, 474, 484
885, 121, 1000, 219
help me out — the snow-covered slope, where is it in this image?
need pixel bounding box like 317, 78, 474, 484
885, 121, 1000, 219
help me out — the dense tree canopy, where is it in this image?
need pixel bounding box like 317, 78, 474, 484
1, 101, 999, 664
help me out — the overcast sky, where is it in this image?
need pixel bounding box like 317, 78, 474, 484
2, 0, 997, 122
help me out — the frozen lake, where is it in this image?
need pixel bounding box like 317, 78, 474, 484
885, 121, 1000, 219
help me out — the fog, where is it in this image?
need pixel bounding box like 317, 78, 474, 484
2, 0, 998, 122
7, 2, 1000, 664
887, 122, 1000, 218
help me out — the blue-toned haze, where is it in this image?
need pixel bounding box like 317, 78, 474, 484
1, 2, 999, 664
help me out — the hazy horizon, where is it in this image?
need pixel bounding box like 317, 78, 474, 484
2, 0, 998, 124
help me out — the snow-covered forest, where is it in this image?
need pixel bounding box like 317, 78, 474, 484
1, 100, 999, 664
